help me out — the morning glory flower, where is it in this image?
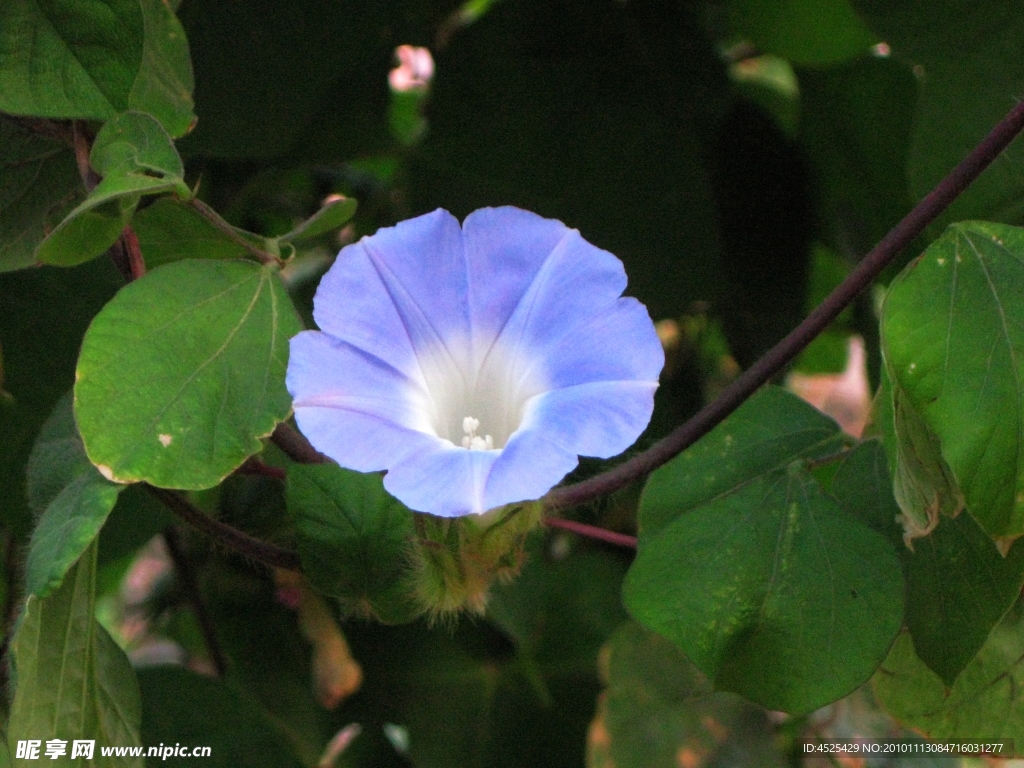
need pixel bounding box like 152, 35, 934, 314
286, 207, 664, 517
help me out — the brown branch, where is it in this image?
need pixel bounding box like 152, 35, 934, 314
545, 98, 1024, 511
162, 526, 228, 676
121, 225, 146, 280
146, 485, 301, 571
272, 422, 329, 464
71, 121, 99, 193
543, 517, 637, 548
69, 122, 149, 283
237, 456, 287, 480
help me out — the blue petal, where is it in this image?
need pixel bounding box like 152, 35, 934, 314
522, 297, 664, 389
482, 430, 579, 510
521, 380, 658, 458
287, 331, 433, 431
471, 215, 636, 390
293, 408, 438, 473
312, 209, 469, 381
462, 207, 575, 348
383, 442, 501, 516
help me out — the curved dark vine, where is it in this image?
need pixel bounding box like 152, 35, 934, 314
96, 99, 1024, 564
545, 98, 1024, 510
146, 485, 302, 571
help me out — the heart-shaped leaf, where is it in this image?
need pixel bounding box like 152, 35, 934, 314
882, 222, 1024, 537
75, 259, 302, 489
624, 387, 904, 714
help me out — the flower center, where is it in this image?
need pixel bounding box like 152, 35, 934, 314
460, 416, 494, 451
414, 336, 547, 450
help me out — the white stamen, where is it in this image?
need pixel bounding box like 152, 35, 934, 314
460, 416, 494, 451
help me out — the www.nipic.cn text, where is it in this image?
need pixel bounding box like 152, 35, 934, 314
15, 740, 212, 760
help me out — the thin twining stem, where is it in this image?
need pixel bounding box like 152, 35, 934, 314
544, 97, 1024, 511
186, 198, 282, 267
162, 525, 229, 675
543, 517, 638, 548
146, 485, 302, 571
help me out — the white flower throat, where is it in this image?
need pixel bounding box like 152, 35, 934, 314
461, 416, 494, 451
415, 335, 546, 452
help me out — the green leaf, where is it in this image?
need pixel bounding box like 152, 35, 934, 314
0, 0, 142, 120
35, 112, 190, 268
874, 601, 1024, 744
0, 0, 195, 137
133, 198, 251, 267
635, 386, 848, 537
7, 542, 144, 766
0, 116, 84, 273
24, 392, 124, 597
75, 259, 302, 490
623, 387, 904, 714
904, 515, 1024, 688
881, 222, 1024, 537
832, 440, 1024, 688
129, 0, 197, 138
853, 0, 1024, 226
138, 667, 303, 768
589, 622, 785, 768
727, 0, 877, 65
26, 392, 98, 516
278, 195, 357, 244
286, 464, 419, 623
829, 440, 906, 538
34, 192, 139, 268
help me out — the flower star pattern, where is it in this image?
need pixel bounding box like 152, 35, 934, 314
286, 207, 664, 517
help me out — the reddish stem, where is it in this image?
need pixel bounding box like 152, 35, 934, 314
122, 225, 147, 280
543, 517, 638, 548
71, 121, 99, 192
